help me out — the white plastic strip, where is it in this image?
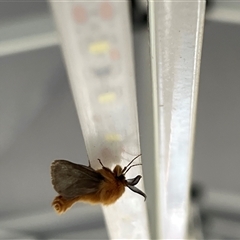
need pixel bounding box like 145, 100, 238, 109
149, 0, 205, 238
49, 1, 149, 239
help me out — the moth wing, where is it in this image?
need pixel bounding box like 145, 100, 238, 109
51, 160, 104, 199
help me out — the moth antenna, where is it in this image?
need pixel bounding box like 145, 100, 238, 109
122, 154, 142, 174
98, 158, 105, 168
123, 163, 142, 175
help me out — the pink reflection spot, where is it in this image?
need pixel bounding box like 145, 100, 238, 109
100, 2, 113, 20
101, 147, 113, 159
110, 48, 120, 60
72, 5, 87, 24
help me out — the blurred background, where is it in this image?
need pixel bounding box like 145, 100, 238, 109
1, 0, 240, 239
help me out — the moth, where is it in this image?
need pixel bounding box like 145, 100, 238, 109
51, 154, 146, 214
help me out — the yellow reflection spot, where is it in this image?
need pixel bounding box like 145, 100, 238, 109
89, 41, 110, 54
98, 92, 116, 103
105, 133, 122, 142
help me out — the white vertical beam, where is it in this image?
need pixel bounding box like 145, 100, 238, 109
49, 1, 149, 239
149, 0, 205, 238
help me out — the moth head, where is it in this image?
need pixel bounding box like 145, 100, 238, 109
114, 154, 146, 200
122, 154, 146, 201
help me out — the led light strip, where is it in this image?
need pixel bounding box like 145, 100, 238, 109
49, 1, 149, 239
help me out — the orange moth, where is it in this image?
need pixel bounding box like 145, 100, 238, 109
51, 154, 146, 214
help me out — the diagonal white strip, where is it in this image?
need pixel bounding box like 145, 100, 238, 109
149, 0, 205, 238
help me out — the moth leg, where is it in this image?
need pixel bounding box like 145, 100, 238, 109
52, 195, 77, 214
97, 158, 105, 168
87, 158, 91, 167
87, 154, 91, 167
